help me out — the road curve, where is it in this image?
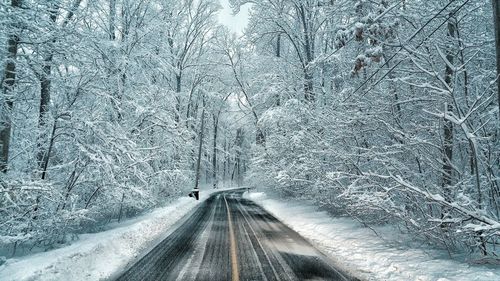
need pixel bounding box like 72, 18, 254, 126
115, 190, 357, 281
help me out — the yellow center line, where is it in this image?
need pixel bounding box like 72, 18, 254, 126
224, 194, 240, 281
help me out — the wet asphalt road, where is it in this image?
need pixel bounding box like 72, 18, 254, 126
115, 190, 356, 281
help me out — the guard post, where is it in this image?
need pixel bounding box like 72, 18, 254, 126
193, 187, 199, 200
189, 187, 200, 200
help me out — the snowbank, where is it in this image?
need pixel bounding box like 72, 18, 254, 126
244, 191, 500, 281
0, 188, 221, 281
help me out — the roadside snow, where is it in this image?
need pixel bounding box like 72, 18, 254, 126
244, 191, 500, 281
0, 188, 221, 281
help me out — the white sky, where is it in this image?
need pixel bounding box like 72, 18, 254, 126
218, 0, 251, 35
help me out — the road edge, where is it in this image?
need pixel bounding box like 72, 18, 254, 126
242, 190, 365, 281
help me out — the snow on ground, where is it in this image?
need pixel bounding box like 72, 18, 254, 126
2, 187, 497, 281
244, 191, 500, 281
0, 187, 224, 281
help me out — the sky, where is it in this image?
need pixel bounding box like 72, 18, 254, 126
218, 0, 251, 35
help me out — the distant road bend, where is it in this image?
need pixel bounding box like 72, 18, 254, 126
115, 190, 357, 281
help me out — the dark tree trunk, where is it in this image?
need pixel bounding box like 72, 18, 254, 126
186, 85, 196, 129
212, 115, 218, 188
493, 0, 500, 120
194, 96, 206, 189
175, 73, 182, 124
40, 120, 58, 180
117, 192, 125, 222
223, 137, 228, 182
232, 128, 244, 184
276, 34, 281, 58
0, 0, 21, 173
37, 3, 58, 171
304, 71, 314, 103
298, 3, 315, 103
256, 128, 265, 146
106, 0, 121, 121
442, 14, 456, 199
176, 73, 182, 93
37, 56, 53, 168
109, 0, 116, 40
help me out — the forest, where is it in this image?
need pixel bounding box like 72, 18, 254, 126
0, 0, 499, 260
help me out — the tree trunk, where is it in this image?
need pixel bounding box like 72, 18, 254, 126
276, 34, 281, 58
223, 137, 228, 182
212, 115, 219, 188
175, 73, 182, 124
304, 71, 314, 103
37, 3, 58, 171
0, 0, 21, 173
114, 0, 129, 122
186, 84, 196, 129
106, 0, 121, 121
256, 128, 265, 146
275, 23, 281, 106
298, 4, 315, 103
493, 0, 500, 120
117, 192, 125, 222
194, 96, 206, 189
109, 0, 116, 40
40, 119, 58, 180
37, 55, 53, 168
441, 14, 456, 199
232, 128, 243, 184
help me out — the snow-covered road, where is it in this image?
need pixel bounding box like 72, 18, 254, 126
116, 190, 353, 280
